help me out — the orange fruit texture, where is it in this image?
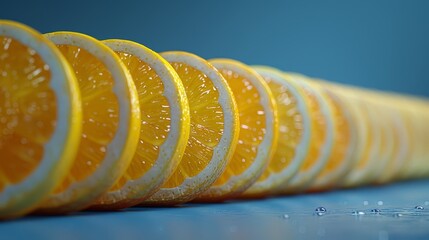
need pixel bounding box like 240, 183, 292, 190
1, 20, 429, 218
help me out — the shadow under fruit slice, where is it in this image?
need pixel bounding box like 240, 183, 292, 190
0, 21, 81, 219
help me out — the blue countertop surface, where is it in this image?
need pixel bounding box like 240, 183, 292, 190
1, 180, 429, 240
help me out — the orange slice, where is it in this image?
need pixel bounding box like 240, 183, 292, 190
143, 52, 239, 205
307, 80, 357, 191
196, 59, 278, 201
342, 89, 382, 187
38, 32, 140, 213
276, 73, 334, 194
374, 99, 409, 184
366, 99, 395, 184
0, 21, 81, 218
242, 67, 311, 198
91, 40, 190, 209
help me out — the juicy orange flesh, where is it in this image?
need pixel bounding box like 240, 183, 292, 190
299, 87, 326, 171
162, 62, 224, 188
109, 52, 170, 191
256, 76, 304, 182
53, 45, 119, 193
212, 68, 266, 186
315, 91, 350, 179
0, 37, 56, 192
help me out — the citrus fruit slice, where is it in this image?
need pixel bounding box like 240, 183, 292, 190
307, 80, 357, 191
276, 73, 334, 194
0, 21, 81, 218
242, 67, 311, 198
342, 89, 382, 187
413, 98, 429, 178
38, 32, 140, 213
91, 40, 190, 209
365, 99, 395, 184
374, 100, 409, 184
143, 51, 239, 205
404, 99, 427, 179
196, 59, 278, 201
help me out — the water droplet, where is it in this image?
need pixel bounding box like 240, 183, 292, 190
363, 200, 369, 206
86, 161, 92, 166
377, 201, 384, 206
371, 209, 381, 214
425, 201, 429, 206
415, 205, 424, 210
352, 211, 365, 216
315, 207, 326, 216
393, 213, 403, 218
282, 214, 289, 219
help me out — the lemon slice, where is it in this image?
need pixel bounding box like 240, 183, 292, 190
91, 40, 190, 209
0, 21, 81, 218
39, 32, 140, 213
276, 73, 334, 194
242, 67, 310, 198
196, 59, 278, 201
307, 80, 358, 191
144, 51, 239, 205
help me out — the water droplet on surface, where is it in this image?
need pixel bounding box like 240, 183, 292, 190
282, 214, 289, 219
371, 209, 381, 214
314, 207, 326, 216
363, 200, 369, 206
424, 201, 429, 206
377, 201, 384, 206
415, 205, 424, 210
393, 213, 403, 218
352, 211, 365, 216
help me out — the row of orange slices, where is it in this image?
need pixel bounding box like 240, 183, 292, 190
1, 20, 428, 219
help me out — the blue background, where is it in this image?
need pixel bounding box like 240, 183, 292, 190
2, 0, 429, 97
